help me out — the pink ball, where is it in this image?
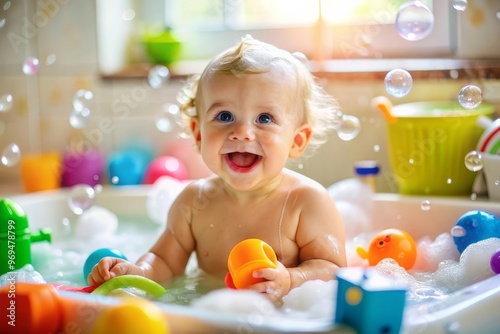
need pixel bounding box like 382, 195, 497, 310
143, 156, 188, 184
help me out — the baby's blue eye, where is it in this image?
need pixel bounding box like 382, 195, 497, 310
257, 113, 273, 124
216, 111, 233, 122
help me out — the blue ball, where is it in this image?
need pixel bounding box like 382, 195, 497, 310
83, 248, 128, 284
453, 210, 500, 253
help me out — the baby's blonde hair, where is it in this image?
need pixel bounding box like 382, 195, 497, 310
178, 35, 342, 155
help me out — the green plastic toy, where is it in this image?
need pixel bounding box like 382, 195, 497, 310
0, 198, 52, 275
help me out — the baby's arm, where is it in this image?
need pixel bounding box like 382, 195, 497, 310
252, 185, 346, 300
87, 185, 197, 286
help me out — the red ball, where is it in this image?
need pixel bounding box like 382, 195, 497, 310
143, 156, 188, 184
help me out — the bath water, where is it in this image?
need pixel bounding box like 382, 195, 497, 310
3, 196, 500, 323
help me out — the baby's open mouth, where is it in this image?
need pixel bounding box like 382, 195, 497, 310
225, 152, 262, 172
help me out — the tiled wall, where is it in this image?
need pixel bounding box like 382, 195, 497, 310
0, 1, 499, 194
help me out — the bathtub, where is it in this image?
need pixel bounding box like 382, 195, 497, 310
3, 185, 500, 333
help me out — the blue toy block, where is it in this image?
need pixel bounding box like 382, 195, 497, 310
335, 267, 407, 334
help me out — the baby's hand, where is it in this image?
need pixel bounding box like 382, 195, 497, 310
250, 261, 291, 302
87, 257, 143, 286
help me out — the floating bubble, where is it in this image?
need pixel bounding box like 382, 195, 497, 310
111, 176, 119, 184
0, 18, 5, 29
73, 89, 94, 112
122, 9, 136, 21
0, 93, 13, 112
3, 1, 11, 10
46, 53, 57, 65
337, 115, 360, 141
94, 184, 103, 194
385, 69, 413, 97
69, 107, 91, 129
464, 150, 483, 172
67, 184, 97, 215
395, 1, 434, 41
148, 65, 170, 89
156, 103, 180, 133
70, 89, 94, 128
421, 200, 431, 211
22, 57, 39, 75
458, 85, 482, 109
1, 143, 21, 167
452, 0, 467, 11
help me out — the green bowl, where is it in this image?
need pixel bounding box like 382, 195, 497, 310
143, 31, 181, 65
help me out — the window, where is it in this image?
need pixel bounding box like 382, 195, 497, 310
97, 0, 456, 75
160, 0, 453, 60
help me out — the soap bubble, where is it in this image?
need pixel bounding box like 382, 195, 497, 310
73, 89, 94, 112
22, 56, 39, 75
69, 107, 91, 129
148, 65, 170, 89
68, 184, 97, 215
0, 18, 5, 29
452, 0, 467, 11
1, 142, 21, 167
458, 85, 482, 109
395, 1, 434, 41
45, 53, 57, 65
421, 200, 431, 211
0, 93, 13, 112
464, 150, 483, 172
156, 103, 180, 133
385, 69, 413, 97
336, 114, 360, 141
70, 89, 94, 128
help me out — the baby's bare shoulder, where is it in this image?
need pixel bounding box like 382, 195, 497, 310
283, 169, 330, 196
174, 176, 223, 202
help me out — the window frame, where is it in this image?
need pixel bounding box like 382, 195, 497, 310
168, 0, 456, 61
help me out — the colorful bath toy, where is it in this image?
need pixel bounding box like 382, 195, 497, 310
91, 275, 166, 297
356, 228, 417, 270
1, 279, 167, 334
226, 238, 277, 289
477, 116, 500, 154
335, 267, 407, 334
20, 152, 61, 192
143, 155, 188, 184
62, 148, 104, 187
490, 250, 500, 274
107, 149, 152, 185
91, 298, 169, 334
452, 210, 500, 254
83, 248, 128, 284
0, 282, 61, 334
0, 198, 52, 275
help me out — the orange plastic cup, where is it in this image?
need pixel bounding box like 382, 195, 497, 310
0, 282, 61, 334
227, 238, 277, 289
20, 152, 61, 192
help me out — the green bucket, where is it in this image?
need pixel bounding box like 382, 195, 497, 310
387, 101, 495, 195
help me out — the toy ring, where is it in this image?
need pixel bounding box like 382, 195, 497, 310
91, 275, 166, 297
